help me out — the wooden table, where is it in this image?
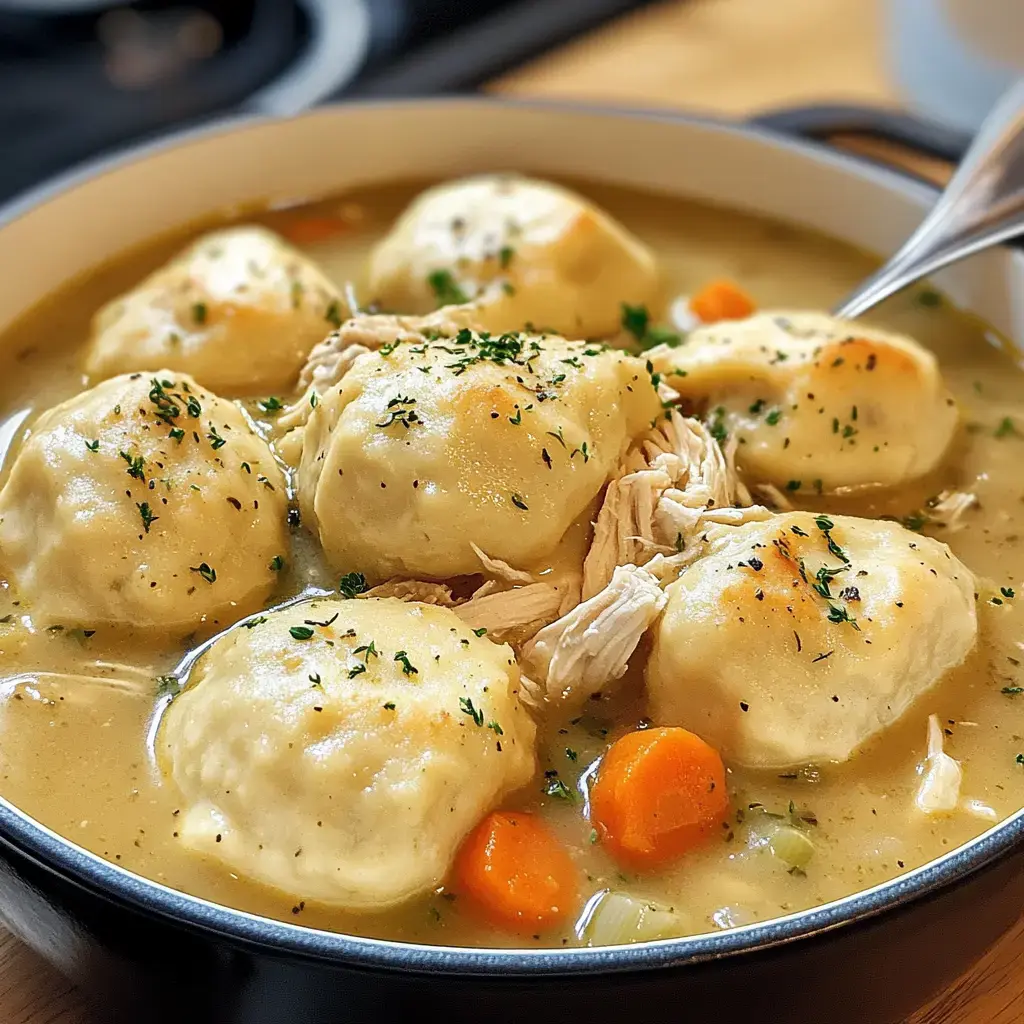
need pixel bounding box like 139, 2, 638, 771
4, 1, 1022, 1021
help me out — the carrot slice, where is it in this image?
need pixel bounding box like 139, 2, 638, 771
689, 279, 756, 324
589, 727, 729, 869
280, 216, 350, 246
453, 811, 578, 932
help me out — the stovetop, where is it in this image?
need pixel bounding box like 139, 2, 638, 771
0, 0, 654, 203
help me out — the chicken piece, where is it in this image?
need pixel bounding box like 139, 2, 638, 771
915, 714, 962, 815
364, 580, 456, 605
522, 564, 667, 705
161, 597, 536, 911
86, 227, 344, 394
456, 579, 579, 643
368, 175, 659, 338
0, 372, 287, 632
297, 327, 661, 581
647, 311, 958, 492
581, 411, 755, 599
646, 512, 977, 767
298, 309, 477, 393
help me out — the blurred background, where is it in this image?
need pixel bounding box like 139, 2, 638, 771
0, 0, 1023, 203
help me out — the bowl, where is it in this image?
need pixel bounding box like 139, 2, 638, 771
1, 98, 1022, 1024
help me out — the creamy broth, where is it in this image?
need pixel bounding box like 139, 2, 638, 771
0, 179, 1022, 948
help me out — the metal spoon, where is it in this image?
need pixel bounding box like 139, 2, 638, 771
834, 78, 1024, 319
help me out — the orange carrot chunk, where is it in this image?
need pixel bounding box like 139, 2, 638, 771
453, 811, 578, 932
280, 216, 351, 246
589, 727, 729, 869
689, 279, 756, 324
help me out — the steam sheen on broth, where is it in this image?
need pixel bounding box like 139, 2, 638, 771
0, 177, 1021, 949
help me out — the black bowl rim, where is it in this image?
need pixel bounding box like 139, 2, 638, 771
0, 94, 1020, 977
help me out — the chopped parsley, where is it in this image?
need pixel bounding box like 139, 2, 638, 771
394, 650, 419, 676
243, 616, 268, 629
207, 425, 226, 450
511, 492, 529, 511
427, 269, 469, 306
186, 396, 202, 418
472, 627, 488, 637
119, 450, 145, 480
136, 501, 158, 533
487, 720, 503, 735
190, 562, 216, 584
191, 301, 208, 325
383, 702, 396, 711
169, 427, 185, 443
258, 396, 285, 415
339, 572, 368, 599
565, 747, 578, 762
459, 697, 484, 726
1002, 687, 1024, 696
765, 408, 782, 426
85, 439, 100, 452
324, 299, 343, 328
544, 777, 576, 802
917, 288, 942, 307
269, 555, 285, 571
995, 417, 1020, 439
498, 245, 514, 269
620, 302, 649, 341
376, 395, 420, 430
289, 625, 315, 641
786, 480, 801, 492
155, 675, 181, 699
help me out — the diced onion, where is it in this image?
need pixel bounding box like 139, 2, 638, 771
767, 825, 815, 870
576, 890, 687, 946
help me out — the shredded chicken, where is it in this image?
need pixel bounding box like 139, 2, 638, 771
522, 563, 667, 705
752, 482, 795, 511
915, 714, 962, 815
926, 489, 978, 532
455, 581, 569, 641
471, 543, 533, 585
582, 411, 756, 599
298, 310, 474, 392
363, 580, 455, 606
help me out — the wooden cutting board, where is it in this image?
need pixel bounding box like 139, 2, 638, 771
2, 0, 1021, 1021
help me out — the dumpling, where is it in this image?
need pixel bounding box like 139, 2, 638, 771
297, 326, 662, 581
645, 512, 977, 767
0, 372, 288, 631
647, 311, 958, 492
368, 175, 659, 338
86, 227, 344, 394
161, 597, 536, 911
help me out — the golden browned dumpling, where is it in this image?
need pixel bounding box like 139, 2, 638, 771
297, 327, 663, 581
368, 175, 659, 337
647, 312, 958, 492
646, 512, 977, 767
161, 597, 536, 911
86, 227, 344, 394
0, 372, 288, 631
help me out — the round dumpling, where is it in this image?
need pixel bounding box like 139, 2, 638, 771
0, 371, 288, 631
86, 227, 344, 394
161, 596, 536, 910
368, 175, 659, 338
648, 311, 958, 492
646, 512, 977, 767
297, 327, 663, 581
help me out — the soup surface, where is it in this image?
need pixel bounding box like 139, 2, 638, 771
0, 177, 1021, 949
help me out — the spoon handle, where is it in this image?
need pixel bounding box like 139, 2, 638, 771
834, 78, 1024, 319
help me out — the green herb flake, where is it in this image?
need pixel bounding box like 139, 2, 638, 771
498, 245, 515, 269
289, 625, 315, 641
85, 439, 100, 452
269, 555, 285, 572
207, 426, 226, 450
394, 650, 419, 676
156, 675, 181, 699
191, 301, 208, 325
427, 269, 469, 307
1002, 687, 1024, 696
459, 696, 484, 726
324, 299, 343, 328
383, 702, 397, 711
258, 396, 285, 415
511, 492, 529, 511
917, 288, 942, 308
620, 302, 650, 342
765, 409, 782, 426
544, 777, 576, 802
996, 417, 1020, 439
472, 627, 488, 637
119, 450, 145, 481
190, 562, 216, 584
136, 501, 158, 533
339, 572, 368, 599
